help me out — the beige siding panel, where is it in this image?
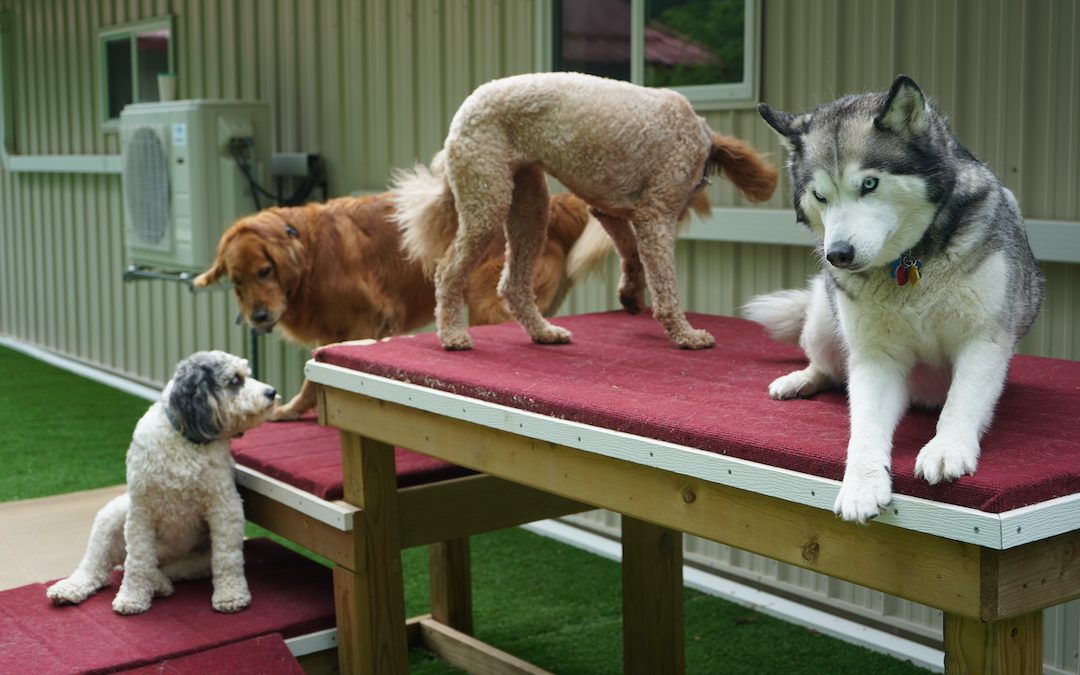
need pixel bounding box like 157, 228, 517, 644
1, 1, 1079, 671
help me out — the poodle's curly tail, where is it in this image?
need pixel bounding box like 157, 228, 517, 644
390, 152, 458, 276
708, 133, 779, 203
742, 288, 810, 345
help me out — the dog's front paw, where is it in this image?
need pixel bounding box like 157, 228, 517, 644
439, 329, 473, 351
531, 324, 572, 345
834, 465, 892, 524
675, 328, 716, 350
915, 435, 979, 485
112, 589, 152, 615
269, 404, 302, 422
46, 572, 105, 605
212, 585, 251, 613
769, 371, 811, 400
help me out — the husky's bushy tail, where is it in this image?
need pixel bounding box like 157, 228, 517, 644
742, 288, 811, 345
707, 133, 779, 203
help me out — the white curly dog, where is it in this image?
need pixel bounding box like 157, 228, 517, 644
46, 351, 276, 615
401, 72, 777, 351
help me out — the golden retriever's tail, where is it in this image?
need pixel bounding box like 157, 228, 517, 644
707, 133, 778, 203
390, 152, 458, 276
565, 190, 712, 283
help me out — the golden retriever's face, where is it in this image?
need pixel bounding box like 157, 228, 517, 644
193, 210, 304, 334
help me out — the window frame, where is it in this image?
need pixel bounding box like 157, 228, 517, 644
99, 15, 175, 130
535, 0, 759, 110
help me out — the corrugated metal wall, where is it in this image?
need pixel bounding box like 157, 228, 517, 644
1, 0, 1078, 670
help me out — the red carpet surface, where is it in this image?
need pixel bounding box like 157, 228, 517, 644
232, 414, 476, 501
314, 311, 1080, 513
117, 633, 304, 674
0, 539, 333, 675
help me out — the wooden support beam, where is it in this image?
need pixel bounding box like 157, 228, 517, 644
417, 618, 552, 675
322, 389, 985, 618
429, 538, 474, 635
943, 611, 1042, 674
981, 528, 1080, 621
239, 486, 358, 569
622, 516, 685, 675
333, 432, 409, 675
397, 474, 587, 548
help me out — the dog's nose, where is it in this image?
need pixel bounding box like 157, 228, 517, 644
264, 388, 277, 400
826, 243, 855, 268
251, 307, 269, 323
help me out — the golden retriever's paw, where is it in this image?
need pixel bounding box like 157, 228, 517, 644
439, 329, 474, 351
531, 325, 572, 345
675, 328, 716, 350
269, 405, 303, 422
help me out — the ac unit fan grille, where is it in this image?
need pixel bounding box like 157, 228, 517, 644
123, 127, 170, 247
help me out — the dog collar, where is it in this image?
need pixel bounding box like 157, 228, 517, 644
163, 406, 211, 445
888, 253, 922, 287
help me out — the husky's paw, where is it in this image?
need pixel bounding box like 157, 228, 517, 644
46, 572, 106, 605
915, 435, 979, 485
834, 465, 893, 524
112, 589, 152, 615
531, 324, 573, 345
439, 329, 473, 351
212, 577, 251, 613
768, 371, 810, 399
675, 328, 716, 350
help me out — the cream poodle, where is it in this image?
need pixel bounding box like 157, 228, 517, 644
46, 351, 276, 615
396, 72, 777, 350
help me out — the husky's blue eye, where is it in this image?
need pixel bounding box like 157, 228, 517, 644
812, 190, 827, 204
861, 176, 879, 194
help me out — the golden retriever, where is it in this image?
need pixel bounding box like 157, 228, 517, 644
193, 189, 624, 419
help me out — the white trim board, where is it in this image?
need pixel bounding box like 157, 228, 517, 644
686, 208, 1080, 264
307, 360, 1080, 550
234, 464, 356, 531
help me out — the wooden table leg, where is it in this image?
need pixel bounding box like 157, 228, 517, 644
429, 538, 474, 634
943, 610, 1042, 674
334, 432, 409, 675
622, 515, 685, 675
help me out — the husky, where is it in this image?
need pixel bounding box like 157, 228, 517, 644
745, 75, 1044, 524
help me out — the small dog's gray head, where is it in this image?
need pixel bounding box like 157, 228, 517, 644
162, 351, 277, 444
759, 75, 955, 271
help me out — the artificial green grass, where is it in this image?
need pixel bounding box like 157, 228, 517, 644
3, 344, 933, 674
0, 345, 150, 501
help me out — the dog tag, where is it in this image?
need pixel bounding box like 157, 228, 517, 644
909, 264, 921, 287
895, 264, 909, 286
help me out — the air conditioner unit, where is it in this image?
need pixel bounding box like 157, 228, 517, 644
120, 100, 271, 272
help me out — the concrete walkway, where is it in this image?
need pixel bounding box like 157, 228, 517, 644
0, 484, 126, 591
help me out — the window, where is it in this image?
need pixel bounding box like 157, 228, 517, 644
541, 0, 757, 109
99, 16, 174, 126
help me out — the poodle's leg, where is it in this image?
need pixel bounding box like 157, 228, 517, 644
270, 378, 316, 421
498, 164, 571, 344
592, 211, 646, 315
631, 210, 715, 349
206, 487, 250, 613
162, 548, 212, 582
47, 494, 129, 605
437, 158, 513, 350
112, 500, 172, 615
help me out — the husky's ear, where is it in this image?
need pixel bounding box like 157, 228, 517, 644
757, 103, 805, 151
875, 75, 929, 137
